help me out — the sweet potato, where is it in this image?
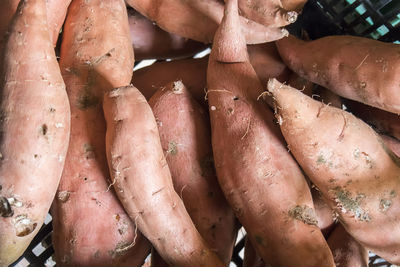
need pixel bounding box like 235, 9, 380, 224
125, 0, 289, 44
103, 85, 224, 267
0, 0, 71, 49
51, 0, 150, 265
268, 78, 400, 264
281, 0, 308, 12
0, 0, 70, 265
327, 224, 369, 267
381, 135, 400, 158
311, 187, 335, 237
243, 237, 266, 267
149, 81, 239, 265
276, 35, 400, 114
344, 99, 400, 140
128, 8, 207, 60
132, 57, 208, 104
206, 0, 334, 266
234, 0, 298, 27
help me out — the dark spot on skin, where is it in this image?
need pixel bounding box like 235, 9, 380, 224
41, 124, 48, 135
34, 154, 38, 158
210, 224, 216, 229
0, 196, 13, 217
94, 250, 100, 259
84, 177, 88, 181
167, 141, 178, 155
255, 235, 264, 246
49, 107, 56, 112
76, 91, 99, 109
233, 96, 239, 101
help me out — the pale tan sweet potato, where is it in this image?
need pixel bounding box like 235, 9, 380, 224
125, 0, 289, 44
327, 224, 369, 267
206, 0, 334, 266
149, 81, 239, 265
0, 0, 70, 265
268, 78, 400, 264
276, 35, 400, 114
0, 0, 71, 49
344, 99, 400, 140
51, 0, 150, 265
103, 85, 224, 267
128, 8, 207, 60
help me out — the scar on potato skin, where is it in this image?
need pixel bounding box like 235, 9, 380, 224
288, 205, 318, 226
0, 196, 13, 217
333, 187, 371, 222
14, 214, 37, 237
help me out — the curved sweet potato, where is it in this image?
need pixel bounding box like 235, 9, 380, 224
149, 81, 239, 265
344, 99, 400, 140
206, 0, 334, 266
0, 0, 70, 265
327, 224, 369, 267
51, 0, 150, 266
125, 0, 289, 44
103, 85, 224, 267
128, 9, 207, 60
268, 78, 400, 264
276, 35, 400, 114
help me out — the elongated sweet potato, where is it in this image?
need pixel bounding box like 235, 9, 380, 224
128, 9, 207, 60
206, 0, 334, 266
344, 99, 400, 140
268, 78, 400, 264
276, 35, 400, 114
51, 0, 150, 265
328, 224, 369, 267
234, 0, 298, 27
0, 0, 70, 265
0, 0, 71, 49
125, 0, 288, 44
103, 85, 224, 267
149, 81, 239, 265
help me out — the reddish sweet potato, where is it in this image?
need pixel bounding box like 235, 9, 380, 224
51, 0, 150, 266
234, 0, 298, 27
128, 9, 207, 60
0, 0, 70, 265
276, 35, 400, 114
149, 81, 239, 265
311, 187, 335, 237
344, 99, 400, 140
243, 237, 266, 267
268, 78, 400, 264
133, 57, 208, 103
125, 0, 289, 44
206, 0, 334, 266
328, 224, 369, 267
103, 85, 224, 267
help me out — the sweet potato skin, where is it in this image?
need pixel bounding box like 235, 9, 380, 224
268, 78, 400, 264
276, 35, 400, 114
344, 99, 400, 140
0, 0, 70, 265
103, 86, 224, 267
51, 0, 150, 266
327, 224, 369, 267
128, 9, 207, 60
149, 81, 239, 265
125, 0, 288, 44
206, 1, 334, 266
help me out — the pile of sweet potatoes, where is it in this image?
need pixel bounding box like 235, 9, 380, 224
0, 0, 399, 266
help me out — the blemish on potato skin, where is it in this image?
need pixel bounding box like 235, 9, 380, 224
0, 196, 13, 217
58, 191, 70, 203
14, 214, 37, 237
333, 187, 371, 222
167, 141, 178, 155
288, 205, 318, 226
40, 124, 48, 135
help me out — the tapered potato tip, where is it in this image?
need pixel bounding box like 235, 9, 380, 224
213, 0, 247, 63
